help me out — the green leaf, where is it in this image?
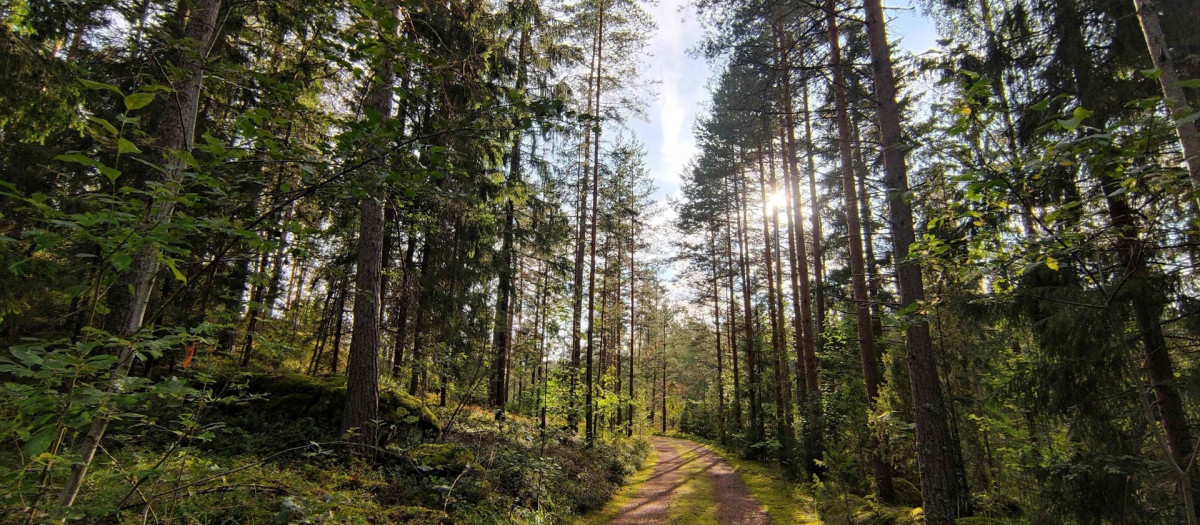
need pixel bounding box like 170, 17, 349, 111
162, 257, 187, 283
111, 253, 134, 271
1045, 257, 1060, 271
80, 79, 123, 95
1177, 78, 1200, 89
117, 138, 141, 155
1057, 118, 1082, 131
100, 166, 121, 183
175, 150, 200, 169
88, 116, 119, 136
1140, 68, 1163, 80
24, 428, 57, 457
124, 92, 156, 111
54, 153, 101, 168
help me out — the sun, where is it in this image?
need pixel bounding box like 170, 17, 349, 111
765, 189, 788, 212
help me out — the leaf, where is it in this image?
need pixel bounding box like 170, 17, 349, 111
88, 116, 119, 136
24, 428, 57, 457
1057, 118, 1082, 131
117, 138, 142, 155
80, 79, 123, 95
1140, 68, 1163, 80
124, 92, 156, 111
111, 253, 134, 271
1175, 78, 1200, 88
1045, 257, 1060, 271
55, 153, 101, 168
162, 257, 187, 283
100, 166, 122, 183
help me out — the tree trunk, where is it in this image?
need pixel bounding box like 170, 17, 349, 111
392, 235, 417, 377
860, 0, 969, 518
490, 23, 529, 409
342, 32, 398, 447
1134, 0, 1200, 195
59, 0, 223, 508
736, 162, 764, 447
824, 0, 894, 502
584, 1, 606, 446
710, 231, 727, 445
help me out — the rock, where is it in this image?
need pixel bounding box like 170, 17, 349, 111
409, 443, 475, 473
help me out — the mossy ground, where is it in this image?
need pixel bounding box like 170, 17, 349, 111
32, 374, 648, 524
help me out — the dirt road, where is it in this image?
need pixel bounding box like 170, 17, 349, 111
607, 437, 772, 525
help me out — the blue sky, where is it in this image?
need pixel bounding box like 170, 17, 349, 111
629, 0, 940, 203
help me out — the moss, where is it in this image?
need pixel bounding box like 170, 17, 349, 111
217, 374, 439, 448
956, 518, 1010, 525
389, 506, 452, 524
380, 388, 439, 430
665, 443, 720, 525
409, 443, 475, 472
707, 445, 822, 523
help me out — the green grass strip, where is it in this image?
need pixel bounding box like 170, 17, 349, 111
664, 442, 720, 525
668, 434, 822, 524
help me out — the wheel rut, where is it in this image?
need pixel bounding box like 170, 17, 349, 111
607, 437, 771, 525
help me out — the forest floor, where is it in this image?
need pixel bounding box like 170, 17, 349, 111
579, 436, 777, 525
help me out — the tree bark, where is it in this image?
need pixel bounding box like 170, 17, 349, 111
860, 0, 969, 518
825, 0, 894, 502
342, 24, 398, 447
1134, 0, 1200, 196
59, 0, 223, 508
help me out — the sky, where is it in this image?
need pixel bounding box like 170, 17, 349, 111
629, 0, 941, 204
628, 0, 942, 302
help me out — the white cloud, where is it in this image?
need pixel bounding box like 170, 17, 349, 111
632, 0, 710, 202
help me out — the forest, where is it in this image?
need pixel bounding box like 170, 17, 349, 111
1, 0, 1198, 523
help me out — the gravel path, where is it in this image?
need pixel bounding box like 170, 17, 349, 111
608, 437, 772, 525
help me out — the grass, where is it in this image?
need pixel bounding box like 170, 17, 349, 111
573, 444, 660, 525
668, 435, 822, 524
664, 442, 719, 525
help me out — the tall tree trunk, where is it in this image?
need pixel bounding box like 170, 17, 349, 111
710, 231, 727, 445
724, 191, 743, 433
860, 0, 969, 518
628, 217, 636, 436
824, 0, 894, 502
780, 52, 825, 474
409, 238, 434, 395
331, 274, 348, 375
392, 235, 417, 376
801, 78, 826, 350
59, 0, 223, 508
1102, 180, 1199, 517
1134, 0, 1200, 194
342, 27, 398, 447
584, 0, 606, 446
736, 163, 764, 448
491, 23, 529, 409
760, 140, 794, 465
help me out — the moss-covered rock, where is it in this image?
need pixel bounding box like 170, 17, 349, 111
212, 374, 439, 450
409, 443, 475, 473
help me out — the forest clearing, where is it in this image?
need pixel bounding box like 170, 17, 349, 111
2, 0, 1199, 523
